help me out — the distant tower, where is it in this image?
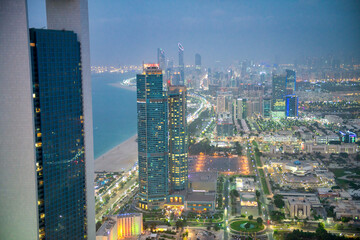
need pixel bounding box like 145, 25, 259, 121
285, 69, 296, 95
285, 95, 298, 118
0, 0, 95, 239
168, 86, 188, 192
272, 69, 296, 119
262, 97, 272, 118
178, 42, 185, 84
137, 64, 168, 210
195, 53, 201, 72
157, 48, 166, 70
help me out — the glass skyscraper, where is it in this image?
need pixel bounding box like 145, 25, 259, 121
285, 95, 299, 118
178, 43, 185, 84
272, 69, 296, 118
168, 86, 188, 192
30, 28, 87, 239
271, 74, 287, 112
137, 64, 169, 210
0, 1, 95, 239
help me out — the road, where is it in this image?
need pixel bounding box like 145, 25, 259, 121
95, 173, 138, 221
224, 178, 230, 240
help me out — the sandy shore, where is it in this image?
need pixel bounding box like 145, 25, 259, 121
95, 135, 138, 172
108, 82, 136, 92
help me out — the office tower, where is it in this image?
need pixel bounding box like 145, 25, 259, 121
30, 28, 88, 239
0, 1, 39, 239
0, 1, 95, 239
272, 69, 296, 119
272, 74, 286, 112
285, 95, 298, 118
242, 99, 248, 119
178, 42, 185, 84
171, 72, 182, 86
137, 64, 168, 210
285, 69, 296, 95
195, 53, 201, 71
168, 86, 188, 192
263, 97, 272, 118
157, 48, 166, 70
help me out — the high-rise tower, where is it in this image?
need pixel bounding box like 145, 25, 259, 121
271, 69, 296, 119
137, 64, 169, 210
195, 53, 201, 72
157, 48, 166, 70
0, 1, 95, 239
168, 86, 188, 192
30, 28, 89, 239
178, 42, 185, 84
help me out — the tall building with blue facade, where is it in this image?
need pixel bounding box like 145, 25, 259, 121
168, 86, 188, 192
0, 1, 95, 239
30, 28, 87, 239
285, 95, 299, 117
137, 64, 169, 210
272, 69, 296, 119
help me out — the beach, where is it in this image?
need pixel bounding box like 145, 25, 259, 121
94, 135, 138, 172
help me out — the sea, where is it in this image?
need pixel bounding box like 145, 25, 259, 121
92, 72, 138, 159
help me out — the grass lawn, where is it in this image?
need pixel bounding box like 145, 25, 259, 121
230, 220, 264, 233
261, 178, 270, 195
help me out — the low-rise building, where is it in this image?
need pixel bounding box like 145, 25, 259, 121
96, 213, 143, 240
332, 200, 360, 220
236, 177, 255, 192
286, 197, 312, 219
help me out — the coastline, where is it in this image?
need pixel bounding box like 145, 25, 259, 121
94, 135, 138, 173
108, 82, 136, 92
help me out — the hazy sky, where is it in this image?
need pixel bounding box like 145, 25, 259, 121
28, 0, 360, 67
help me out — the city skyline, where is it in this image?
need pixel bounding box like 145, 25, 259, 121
28, 0, 360, 66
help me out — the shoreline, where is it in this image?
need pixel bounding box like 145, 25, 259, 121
108, 82, 136, 92
94, 135, 138, 173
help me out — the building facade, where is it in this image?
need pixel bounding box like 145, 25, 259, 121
96, 213, 143, 240
178, 43, 185, 84
137, 64, 169, 210
285, 95, 298, 117
30, 28, 89, 239
0, 1, 95, 239
157, 48, 166, 71
168, 86, 188, 192
195, 53, 201, 72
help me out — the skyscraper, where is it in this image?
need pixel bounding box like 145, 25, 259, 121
0, 1, 95, 239
178, 42, 185, 84
271, 74, 286, 112
285, 69, 296, 95
30, 28, 89, 239
262, 97, 272, 118
168, 86, 188, 192
137, 64, 168, 210
285, 95, 298, 118
195, 53, 201, 72
157, 48, 166, 71
271, 69, 296, 119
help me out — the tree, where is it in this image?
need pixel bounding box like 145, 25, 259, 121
255, 190, 260, 198
96, 221, 103, 231
230, 189, 239, 197
214, 225, 220, 231
248, 215, 253, 220
256, 217, 263, 225
175, 220, 185, 229
274, 194, 285, 209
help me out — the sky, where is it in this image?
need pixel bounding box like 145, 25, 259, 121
28, 0, 360, 67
